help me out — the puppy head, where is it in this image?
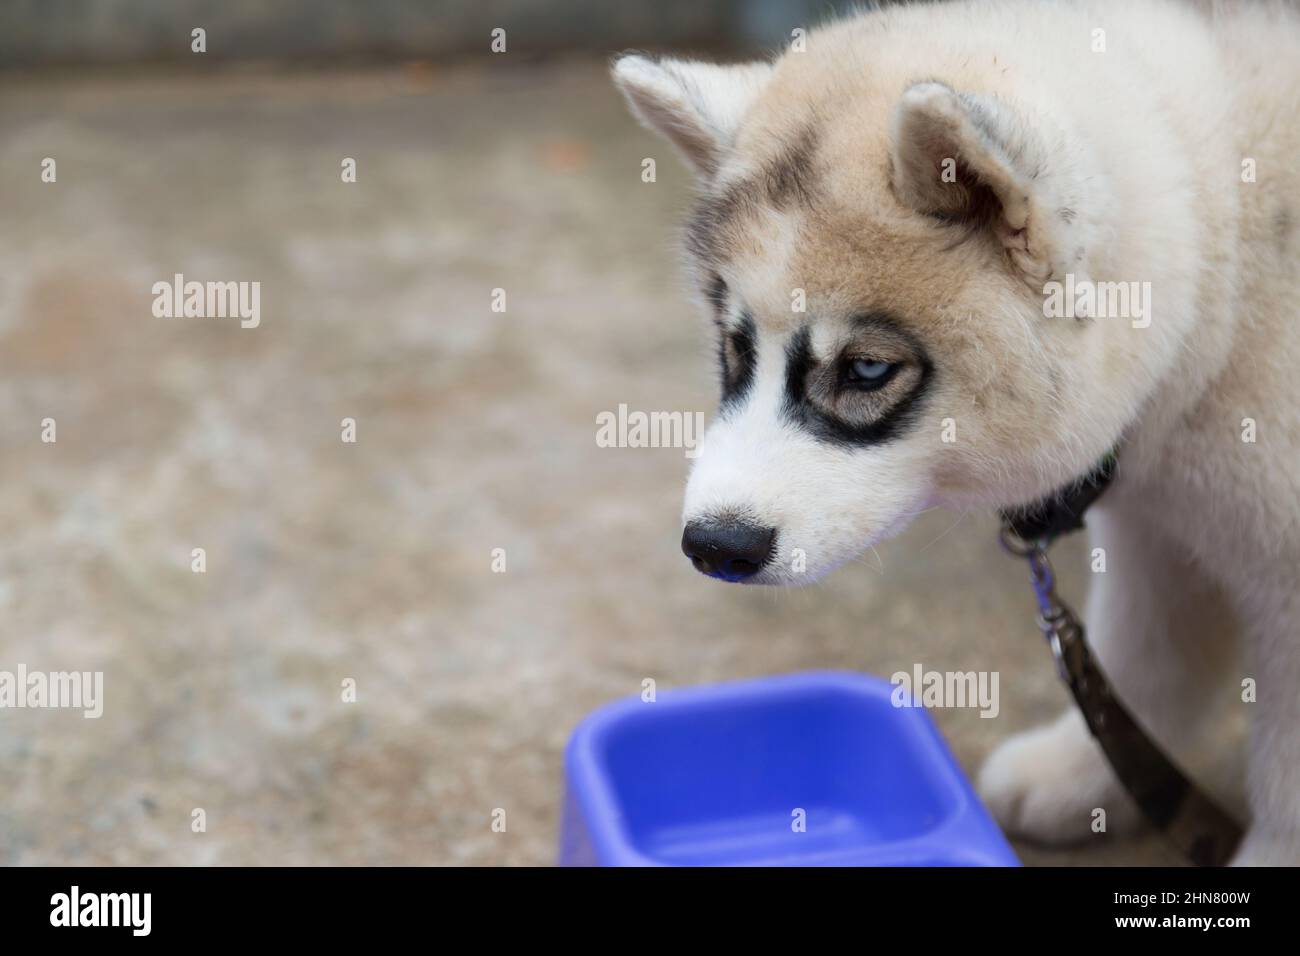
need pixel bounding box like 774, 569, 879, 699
614, 35, 1148, 585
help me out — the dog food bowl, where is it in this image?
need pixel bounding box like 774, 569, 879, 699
559, 670, 1018, 866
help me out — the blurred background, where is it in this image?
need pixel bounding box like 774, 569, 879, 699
0, 0, 1178, 865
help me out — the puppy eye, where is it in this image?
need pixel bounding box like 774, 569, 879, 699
845, 358, 897, 389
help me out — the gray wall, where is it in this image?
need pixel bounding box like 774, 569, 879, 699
0, 0, 859, 68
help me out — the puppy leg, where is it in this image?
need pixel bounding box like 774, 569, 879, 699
1230, 586, 1300, 865
979, 506, 1239, 846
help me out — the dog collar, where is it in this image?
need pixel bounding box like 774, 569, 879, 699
998, 450, 1118, 546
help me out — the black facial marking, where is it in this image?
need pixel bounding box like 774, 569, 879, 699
686, 184, 756, 264
718, 313, 757, 410
762, 125, 819, 210
783, 325, 815, 409
685, 127, 820, 266
705, 274, 727, 318
782, 317, 935, 448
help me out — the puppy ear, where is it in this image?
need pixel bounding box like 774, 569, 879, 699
611, 53, 773, 177
890, 81, 1088, 284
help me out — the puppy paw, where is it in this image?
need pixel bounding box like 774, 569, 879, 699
978, 709, 1142, 845
1230, 826, 1300, 866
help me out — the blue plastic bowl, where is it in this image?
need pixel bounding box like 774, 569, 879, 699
560, 671, 1018, 866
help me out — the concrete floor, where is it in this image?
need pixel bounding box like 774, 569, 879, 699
0, 60, 1179, 865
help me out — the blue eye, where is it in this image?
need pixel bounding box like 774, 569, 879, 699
848, 358, 896, 387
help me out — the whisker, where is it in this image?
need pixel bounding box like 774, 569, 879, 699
918, 509, 970, 553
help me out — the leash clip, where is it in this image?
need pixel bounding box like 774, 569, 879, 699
999, 529, 1083, 686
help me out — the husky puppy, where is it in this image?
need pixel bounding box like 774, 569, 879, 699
612, 0, 1300, 864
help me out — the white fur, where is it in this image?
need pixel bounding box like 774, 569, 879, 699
612, 55, 773, 175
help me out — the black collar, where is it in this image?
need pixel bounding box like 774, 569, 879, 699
999, 451, 1118, 546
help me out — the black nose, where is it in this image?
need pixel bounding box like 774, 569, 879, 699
681, 519, 776, 582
